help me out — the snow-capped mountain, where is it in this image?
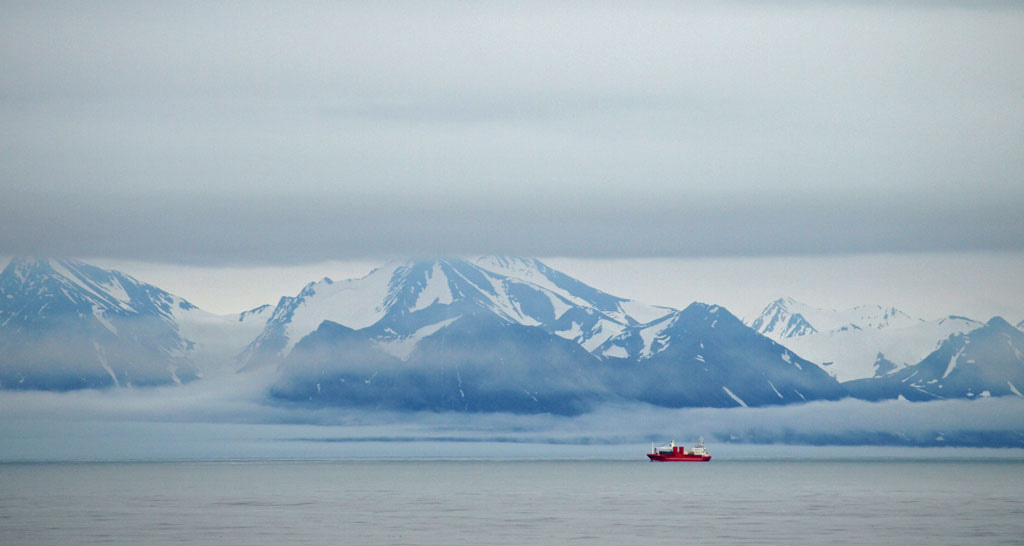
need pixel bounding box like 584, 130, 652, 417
270, 301, 843, 413
0, 257, 271, 389
271, 312, 607, 414
597, 303, 844, 407
749, 298, 982, 382
845, 317, 1024, 401
0, 257, 200, 389
241, 257, 671, 369
752, 297, 920, 339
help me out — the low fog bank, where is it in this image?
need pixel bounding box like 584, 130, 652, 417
3, 376, 1024, 460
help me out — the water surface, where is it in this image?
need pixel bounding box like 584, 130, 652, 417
2, 458, 1023, 544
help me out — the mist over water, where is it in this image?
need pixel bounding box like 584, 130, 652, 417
3, 371, 1024, 461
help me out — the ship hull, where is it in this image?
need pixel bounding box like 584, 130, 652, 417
647, 454, 711, 462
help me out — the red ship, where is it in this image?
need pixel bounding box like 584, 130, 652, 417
647, 437, 711, 462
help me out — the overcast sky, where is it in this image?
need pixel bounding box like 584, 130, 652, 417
1, 1, 1022, 264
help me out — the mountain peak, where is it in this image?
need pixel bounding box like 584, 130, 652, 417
4, 256, 140, 287
750, 298, 818, 340
750, 297, 920, 342
985, 316, 1015, 330
682, 301, 723, 316
472, 256, 539, 270
679, 301, 744, 328
597, 301, 751, 361
3, 256, 82, 281
241, 256, 673, 367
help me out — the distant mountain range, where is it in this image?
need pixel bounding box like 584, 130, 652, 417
749, 298, 983, 382
2, 256, 1021, 414
593, 302, 844, 408
259, 257, 839, 413
844, 317, 1024, 402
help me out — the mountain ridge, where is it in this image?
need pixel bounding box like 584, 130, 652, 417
0, 257, 270, 388
845, 317, 1024, 401
597, 302, 845, 408
3, 256, 1020, 414
748, 297, 982, 382
0, 257, 199, 389
241, 257, 672, 370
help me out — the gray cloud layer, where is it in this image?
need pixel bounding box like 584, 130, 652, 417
2, 1, 1022, 264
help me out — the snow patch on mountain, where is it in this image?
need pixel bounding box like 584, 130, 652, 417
256, 264, 403, 358
602, 344, 629, 359
472, 256, 672, 326
374, 316, 460, 360
943, 346, 966, 379
543, 291, 573, 322
301, 269, 397, 331
722, 386, 748, 407
47, 260, 135, 313
92, 341, 119, 387
619, 300, 673, 325
781, 351, 801, 370
574, 318, 624, 353
596, 311, 681, 361
557, 321, 584, 343
412, 263, 455, 312
474, 257, 581, 302
474, 274, 543, 327
637, 315, 677, 359
92, 306, 118, 335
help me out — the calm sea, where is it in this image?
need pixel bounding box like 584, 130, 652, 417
2, 458, 1023, 545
